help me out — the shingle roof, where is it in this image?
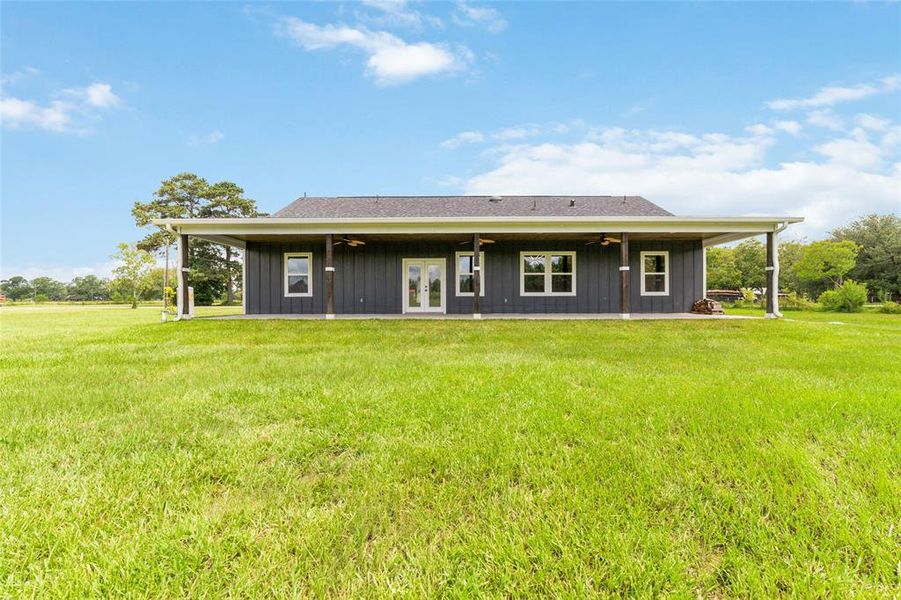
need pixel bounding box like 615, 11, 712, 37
271, 196, 672, 219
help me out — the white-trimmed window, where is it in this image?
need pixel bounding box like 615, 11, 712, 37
284, 252, 313, 297
640, 251, 669, 296
456, 252, 485, 296
520, 251, 576, 296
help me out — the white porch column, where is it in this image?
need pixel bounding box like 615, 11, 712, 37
765, 230, 780, 318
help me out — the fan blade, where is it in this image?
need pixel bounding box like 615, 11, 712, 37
585, 240, 598, 245
480, 238, 495, 244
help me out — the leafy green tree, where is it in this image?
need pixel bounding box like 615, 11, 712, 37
139, 268, 167, 301
111, 242, 156, 308
67, 275, 111, 301
31, 277, 67, 301
733, 239, 766, 289
777, 240, 812, 296
706, 247, 741, 290
1, 276, 34, 301
201, 181, 262, 304
831, 214, 901, 300
795, 240, 859, 289
132, 173, 263, 306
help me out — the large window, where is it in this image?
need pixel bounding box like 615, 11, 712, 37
640, 251, 669, 296
455, 252, 485, 296
520, 251, 576, 296
284, 252, 313, 297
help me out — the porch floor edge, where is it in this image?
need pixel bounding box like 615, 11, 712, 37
203, 313, 757, 321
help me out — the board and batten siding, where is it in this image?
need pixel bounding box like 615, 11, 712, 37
244, 239, 703, 314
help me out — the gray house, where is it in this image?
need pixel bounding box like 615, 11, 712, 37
155, 195, 802, 319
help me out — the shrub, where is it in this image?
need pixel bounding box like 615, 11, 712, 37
818, 280, 868, 312
876, 301, 901, 314
779, 292, 817, 311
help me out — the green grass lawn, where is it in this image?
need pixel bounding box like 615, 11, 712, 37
2, 306, 899, 597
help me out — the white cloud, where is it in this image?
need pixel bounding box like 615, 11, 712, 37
814, 137, 884, 170
745, 123, 774, 136
0, 97, 73, 132
493, 125, 543, 141
276, 17, 470, 85
83, 83, 122, 108
766, 74, 900, 110
806, 109, 845, 131
359, 0, 442, 29
854, 113, 891, 131
459, 126, 901, 238
188, 130, 225, 146
1, 66, 40, 86
1, 81, 122, 133
453, 2, 507, 33
440, 130, 484, 148
773, 120, 802, 135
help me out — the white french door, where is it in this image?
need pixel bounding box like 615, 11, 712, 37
402, 259, 446, 313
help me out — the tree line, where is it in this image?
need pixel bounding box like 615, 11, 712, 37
2, 173, 265, 308
707, 213, 900, 302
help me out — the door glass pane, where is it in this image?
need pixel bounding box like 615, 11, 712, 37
408, 264, 421, 308
523, 255, 545, 274
428, 264, 442, 307
551, 274, 572, 293
524, 274, 545, 293
551, 254, 573, 274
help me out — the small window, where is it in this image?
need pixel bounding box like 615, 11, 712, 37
520, 251, 576, 296
456, 252, 485, 296
640, 251, 669, 296
284, 252, 313, 297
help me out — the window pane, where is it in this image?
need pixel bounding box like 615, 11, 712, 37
523, 274, 545, 293
288, 275, 309, 294
551, 274, 572, 293
551, 254, 573, 274
458, 255, 473, 274
287, 256, 309, 275
459, 274, 473, 293
644, 254, 665, 274
523, 255, 545, 274
645, 274, 666, 293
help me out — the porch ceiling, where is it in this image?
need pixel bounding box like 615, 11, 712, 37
161, 215, 803, 249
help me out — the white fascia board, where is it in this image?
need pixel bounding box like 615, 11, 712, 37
154, 216, 803, 237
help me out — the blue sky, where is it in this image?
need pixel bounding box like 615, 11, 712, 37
2, 1, 900, 280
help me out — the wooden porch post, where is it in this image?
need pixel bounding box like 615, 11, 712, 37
178, 233, 190, 319
325, 234, 335, 319
620, 232, 630, 319
473, 234, 481, 319
766, 231, 778, 318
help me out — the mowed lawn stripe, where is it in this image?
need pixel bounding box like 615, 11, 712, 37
1, 306, 899, 596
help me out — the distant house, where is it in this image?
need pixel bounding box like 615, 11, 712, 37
155, 195, 802, 319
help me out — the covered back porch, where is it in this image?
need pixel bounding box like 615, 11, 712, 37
160, 215, 802, 319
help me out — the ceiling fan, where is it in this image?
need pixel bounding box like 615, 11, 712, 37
458, 237, 496, 246
334, 235, 366, 247
586, 233, 621, 247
